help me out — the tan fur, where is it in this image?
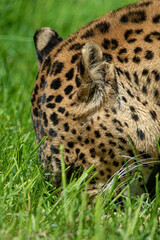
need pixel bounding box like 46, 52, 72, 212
32, 0, 160, 195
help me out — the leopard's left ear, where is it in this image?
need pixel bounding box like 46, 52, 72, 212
34, 27, 63, 69
75, 41, 118, 118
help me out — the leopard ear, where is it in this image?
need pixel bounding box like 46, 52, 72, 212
34, 27, 63, 69
81, 41, 103, 70
75, 41, 118, 117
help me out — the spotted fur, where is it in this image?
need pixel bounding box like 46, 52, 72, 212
31, 0, 160, 195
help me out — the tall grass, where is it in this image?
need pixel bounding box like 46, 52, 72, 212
0, 0, 160, 239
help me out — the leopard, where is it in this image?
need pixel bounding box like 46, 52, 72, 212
31, 0, 160, 196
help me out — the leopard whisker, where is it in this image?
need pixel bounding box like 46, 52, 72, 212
103, 158, 160, 192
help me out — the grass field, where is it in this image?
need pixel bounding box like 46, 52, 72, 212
0, 0, 160, 239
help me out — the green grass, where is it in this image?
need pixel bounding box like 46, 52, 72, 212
0, 0, 160, 239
